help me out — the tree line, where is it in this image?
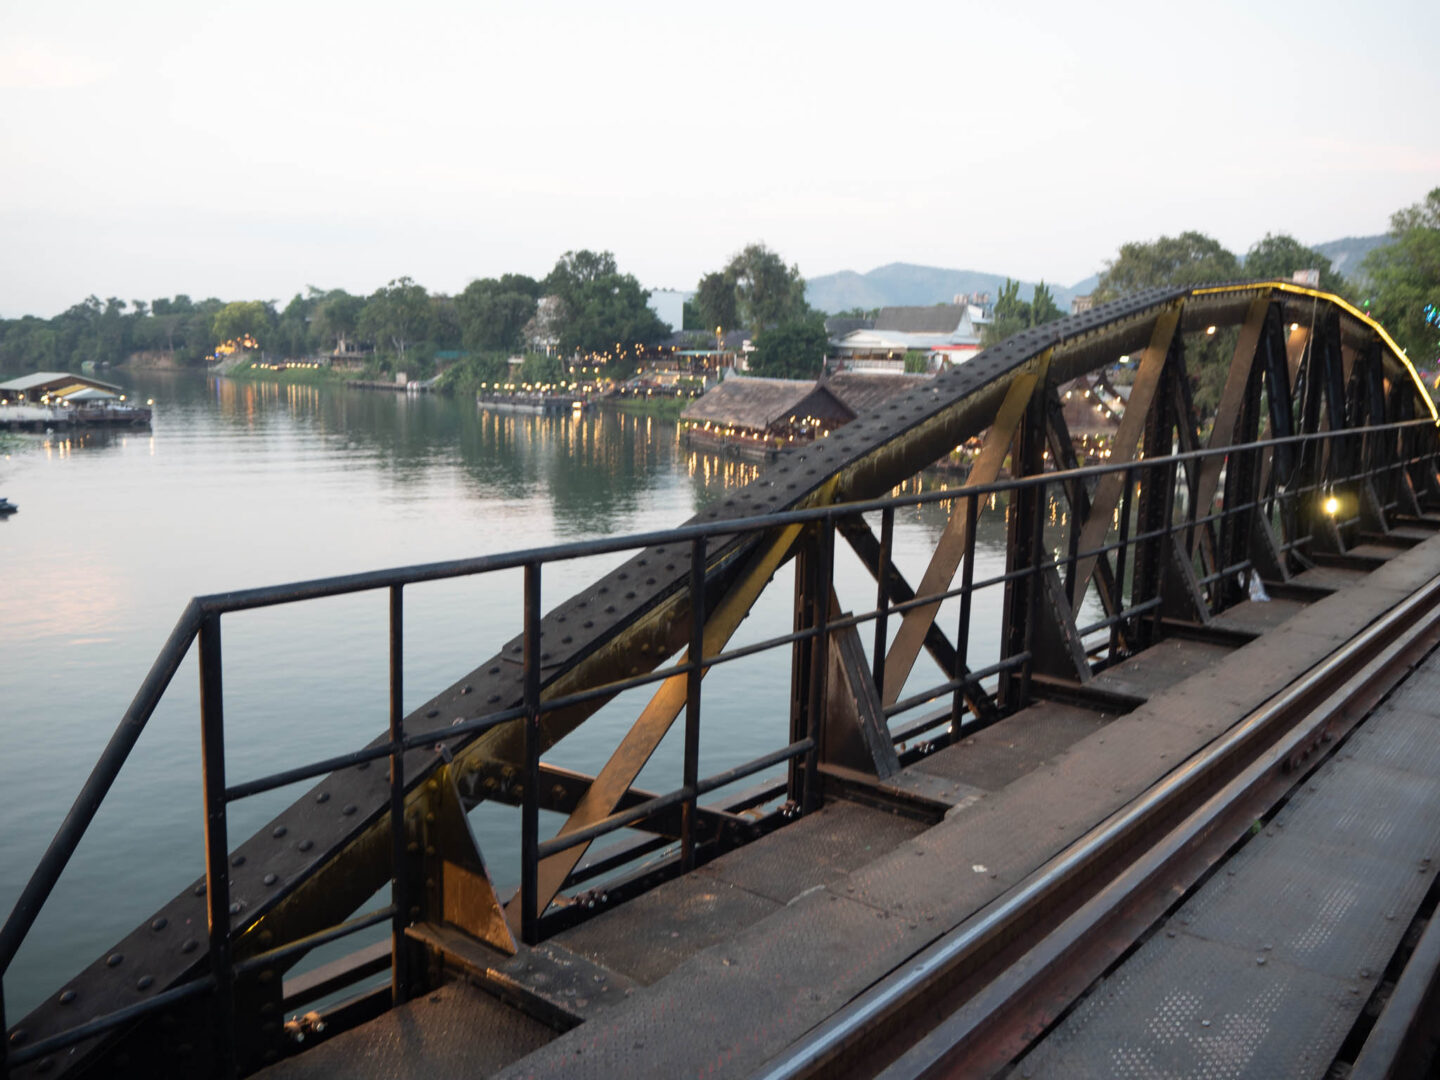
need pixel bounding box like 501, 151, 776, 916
1073, 195, 1440, 414
3, 194, 1433, 391
0, 250, 672, 382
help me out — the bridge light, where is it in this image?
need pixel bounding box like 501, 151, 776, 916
1206, 325, 1217, 335
1323, 494, 1340, 516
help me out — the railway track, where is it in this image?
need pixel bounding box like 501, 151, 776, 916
757, 572, 1440, 1080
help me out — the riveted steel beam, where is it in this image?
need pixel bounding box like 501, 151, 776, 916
19, 283, 1438, 1079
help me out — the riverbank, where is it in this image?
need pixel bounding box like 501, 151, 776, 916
602, 395, 688, 420
215, 361, 357, 385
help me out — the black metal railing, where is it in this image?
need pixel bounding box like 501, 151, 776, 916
0, 417, 1434, 1078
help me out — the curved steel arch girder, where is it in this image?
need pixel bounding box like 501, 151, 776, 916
20, 283, 1438, 1076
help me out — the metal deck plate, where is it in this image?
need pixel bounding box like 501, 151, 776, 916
1014, 650, 1440, 1079
1014, 931, 1359, 1080
553, 802, 925, 986
552, 871, 781, 986
495, 889, 930, 1080
254, 979, 555, 1080
698, 801, 928, 903
911, 703, 1117, 791
1091, 638, 1236, 699
1209, 597, 1308, 634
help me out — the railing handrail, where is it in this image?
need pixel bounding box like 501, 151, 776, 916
192, 417, 1433, 616
0, 414, 1431, 1067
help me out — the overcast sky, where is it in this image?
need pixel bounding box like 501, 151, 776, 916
1, 0, 1436, 317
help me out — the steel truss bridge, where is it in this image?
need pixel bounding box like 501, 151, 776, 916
6, 281, 1440, 1079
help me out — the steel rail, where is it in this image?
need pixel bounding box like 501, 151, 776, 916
2, 407, 1432, 1075
752, 571, 1440, 1080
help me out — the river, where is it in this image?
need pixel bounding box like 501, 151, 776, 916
0, 370, 1037, 1016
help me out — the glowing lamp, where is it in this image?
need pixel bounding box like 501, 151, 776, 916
1323, 495, 1340, 516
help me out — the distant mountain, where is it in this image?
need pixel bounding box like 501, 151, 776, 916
805, 234, 1391, 317
805, 262, 1095, 315
1312, 234, 1390, 281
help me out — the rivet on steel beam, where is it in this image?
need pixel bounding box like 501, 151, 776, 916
193, 883, 206, 897
232, 854, 246, 867
59, 990, 76, 1005
36, 1057, 54, 1074
297, 839, 313, 852
460, 686, 472, 695
106, 953, 123, 967
9, 1029, 27, 1046
315, 792, 330, 804
342, 804, 357, 816
488, 666, 500, 674
264, 873, 279, 886
136, 975, 153, 991
272, 826, 288, 838
181, 939, 197, 954
426, 709, 439, 719
151, 917, 168, 931
229, 901, 243, 915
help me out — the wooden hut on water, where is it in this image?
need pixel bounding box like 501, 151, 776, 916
681, 376, 855, 461
821, 371, 931, 416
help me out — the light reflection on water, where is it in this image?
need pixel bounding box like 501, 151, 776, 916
0, 371, 1080, 1016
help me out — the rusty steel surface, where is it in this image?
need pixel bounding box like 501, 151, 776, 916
491, 542, 1440, 1080
1012, 659, 1440, 1080
7, 281, 1440, 1078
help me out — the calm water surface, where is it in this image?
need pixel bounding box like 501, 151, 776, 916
0, 371, 1036, 1014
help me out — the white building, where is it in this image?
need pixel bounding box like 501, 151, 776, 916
829, 304, 989, 372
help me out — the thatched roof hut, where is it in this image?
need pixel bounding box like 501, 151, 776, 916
681, 377, 854, 433
821, 372, 931, 417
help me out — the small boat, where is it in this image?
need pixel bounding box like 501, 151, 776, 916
0, 498, 17, 515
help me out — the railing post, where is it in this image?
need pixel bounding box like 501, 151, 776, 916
1020, 479, 1047, 706
387, 585, 409, 1006
520, 563, 542, 946
952, 495, 978, 734
1, 978, 9, 1080
1154, 458, 1179, 642
804, 517, 833, 813
198, 613, 236, 1080
872, 506, 894, 703
1111, 466, 1136, 659
681, 536, 706, 871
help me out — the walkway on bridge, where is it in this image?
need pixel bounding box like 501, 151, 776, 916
255, 525, 1440, 1079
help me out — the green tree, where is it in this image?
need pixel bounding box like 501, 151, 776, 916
456, 278, 538, 352
1092, 232, 1240, 302
1360, 188, 1440, 362
981, 279, 1030, 346
1244, 233, 1346, 293
695, 244, 807, 332
903, 350, 929, 374
212, 300, 273, 346
747, 318, 828, 379
543, 250, 668, 354
695, 270, 738, 333
316, 291, 363, 353
360, 277, 432, 363
1031, 281, 1063, 325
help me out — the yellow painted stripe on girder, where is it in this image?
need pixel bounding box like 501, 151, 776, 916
1189, 282, 1438, 422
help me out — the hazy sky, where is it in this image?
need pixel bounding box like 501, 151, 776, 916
2, 0, 1436, 317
